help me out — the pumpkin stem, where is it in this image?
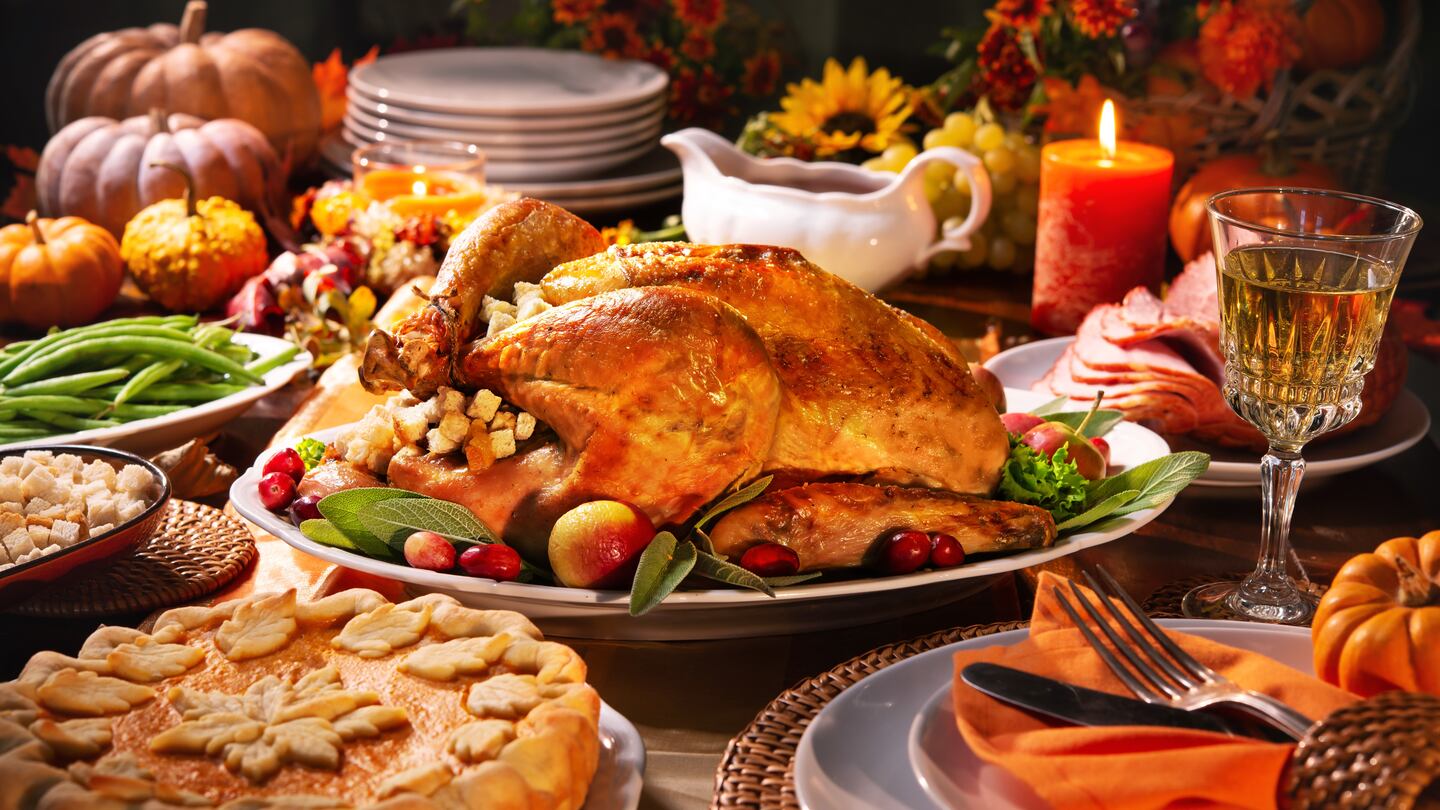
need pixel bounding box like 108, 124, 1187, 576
179, 1, 206, 44
25, 211, 44, 246
147, 161, 199, 218
1393, 554, 1438, 608
149, 107, 169, 135
1259, 132, 1297, 177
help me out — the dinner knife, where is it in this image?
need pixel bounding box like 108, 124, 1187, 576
960, 662, 1236, 735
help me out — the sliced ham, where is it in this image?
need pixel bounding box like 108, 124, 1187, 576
1164, 252, 1220, 323
1100, 287, 1224, 384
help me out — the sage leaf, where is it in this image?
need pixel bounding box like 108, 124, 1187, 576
358, 497, 499, 548
692, 527, 717, 555
317, 488, 421, 559
1028, 396, 1070, 416
692, 550, 775, 597
1056, 490, 1139, 533
629, 532, 697, 616
694, 475, 774, 531
1089, 451, 1210, 515
1040, 409, 1125, 438
300, 519, 358, 551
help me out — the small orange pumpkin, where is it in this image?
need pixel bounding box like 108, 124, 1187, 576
1169, 141, 1339, 262
1312, 531, 1440, 697
0, 211, 123, 330
1299, 0, 1385, 71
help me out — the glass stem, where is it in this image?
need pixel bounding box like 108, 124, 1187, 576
1240, 447, 1305, 605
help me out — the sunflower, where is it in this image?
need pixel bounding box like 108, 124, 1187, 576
770, 58, 912, 158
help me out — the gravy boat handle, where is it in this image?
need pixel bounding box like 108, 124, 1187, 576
910, 147, 993, 264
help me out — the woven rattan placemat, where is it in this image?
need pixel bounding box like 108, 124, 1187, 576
712, 619, 1028, 810
6, 500, 257, 619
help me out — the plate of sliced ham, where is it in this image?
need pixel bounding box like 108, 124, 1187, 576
987, 255, 1430, 487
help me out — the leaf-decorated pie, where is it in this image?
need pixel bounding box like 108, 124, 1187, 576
0, 589, 602, 809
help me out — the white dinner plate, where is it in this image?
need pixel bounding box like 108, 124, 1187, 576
230, 389, 1177, 640
343, 114, 662, 162
339, 127, 657, 184
350, 48, 669, 116
0, 334, 311, 457
794, 620, 1312, 810
347, 102, 667, 147
535, 183, 682, 216
348, 88, 668, 132
986, 337, 1432, 488
589, 701, 647, 810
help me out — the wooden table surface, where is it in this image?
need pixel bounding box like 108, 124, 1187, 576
1, 275, 1437, 810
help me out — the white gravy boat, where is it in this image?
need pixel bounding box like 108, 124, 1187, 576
662, 128, 992, 291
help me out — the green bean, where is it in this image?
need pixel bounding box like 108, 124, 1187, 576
5, 337, 262, 386
0, 316, 196, 378
110, 403, 186, 418
114, 359, 184, 405
0, 395, 112, 415
0, 368, 130, 397
1, 326, 197, 383
245, 344, 301, 377
20, 411, 119, 431
0, 426, 52, 439
88, 383, 248, 402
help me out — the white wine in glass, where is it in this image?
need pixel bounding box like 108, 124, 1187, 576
1183, 189, 1421, 624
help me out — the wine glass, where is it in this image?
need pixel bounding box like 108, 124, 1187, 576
1182, 188, 1421, 625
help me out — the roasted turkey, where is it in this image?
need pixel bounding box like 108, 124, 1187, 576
353, 199, 1053, 569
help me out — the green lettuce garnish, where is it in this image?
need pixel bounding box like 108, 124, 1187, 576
997, 435, 1090, 523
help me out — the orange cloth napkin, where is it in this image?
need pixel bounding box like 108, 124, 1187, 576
951, 572, 1357, 810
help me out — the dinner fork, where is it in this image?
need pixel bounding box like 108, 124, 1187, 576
1051, 566, 1315, 740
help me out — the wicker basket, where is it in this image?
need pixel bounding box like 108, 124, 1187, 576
1284, 690, 1440, 809
1131, 0, 1420, 192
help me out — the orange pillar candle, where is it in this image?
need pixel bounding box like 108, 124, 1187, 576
1032, 100, 1174, 335
358, 169, 486, 219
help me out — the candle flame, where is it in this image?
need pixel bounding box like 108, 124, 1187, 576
1098, 99, 1117, 160
411, 179, 428, 197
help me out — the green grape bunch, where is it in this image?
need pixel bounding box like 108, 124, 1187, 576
862, 111, 1040, 275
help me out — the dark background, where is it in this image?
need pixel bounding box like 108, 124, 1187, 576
1, 0, 1437, 270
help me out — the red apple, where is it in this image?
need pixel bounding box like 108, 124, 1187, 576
548, 500, 656, 589
1021, 422, 1107, 480
1091, 436, 1112, 469
1000, 412, 1046, 435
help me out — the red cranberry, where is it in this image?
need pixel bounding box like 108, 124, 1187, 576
263, 448, 306, 482
930, 533, 966, 568
1091, 436, 1112, 467
459, 544, 523, 582
881, 530, 931, 575
287, 494, 322, 525
739, 543, 800, 577
257, 472, 297, 511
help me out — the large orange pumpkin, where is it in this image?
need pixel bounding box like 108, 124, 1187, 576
37, 109, 281, 238
1299, 0, 1386, 71
0, 212, 123, 330
1313, 531, 1440, 697
1168, 145, 1339, 262
45, 0, 320, 163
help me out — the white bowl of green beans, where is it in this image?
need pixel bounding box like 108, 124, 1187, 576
0, 316, 312, 456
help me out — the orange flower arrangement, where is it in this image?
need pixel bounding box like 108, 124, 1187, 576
1067, 0, 1137, 39
991, 0, 1055, 32
742, 49, 782, 97
583, 12, 648, 59
673, 0, 726, 30
670, 65, 735, 131
1197, 0, 1301, 99
976, 22, 1038, 111
680, 30, 716, 62
553, 0, 603, 25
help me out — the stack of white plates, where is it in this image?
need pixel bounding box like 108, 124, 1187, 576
329, 47, 682, 215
